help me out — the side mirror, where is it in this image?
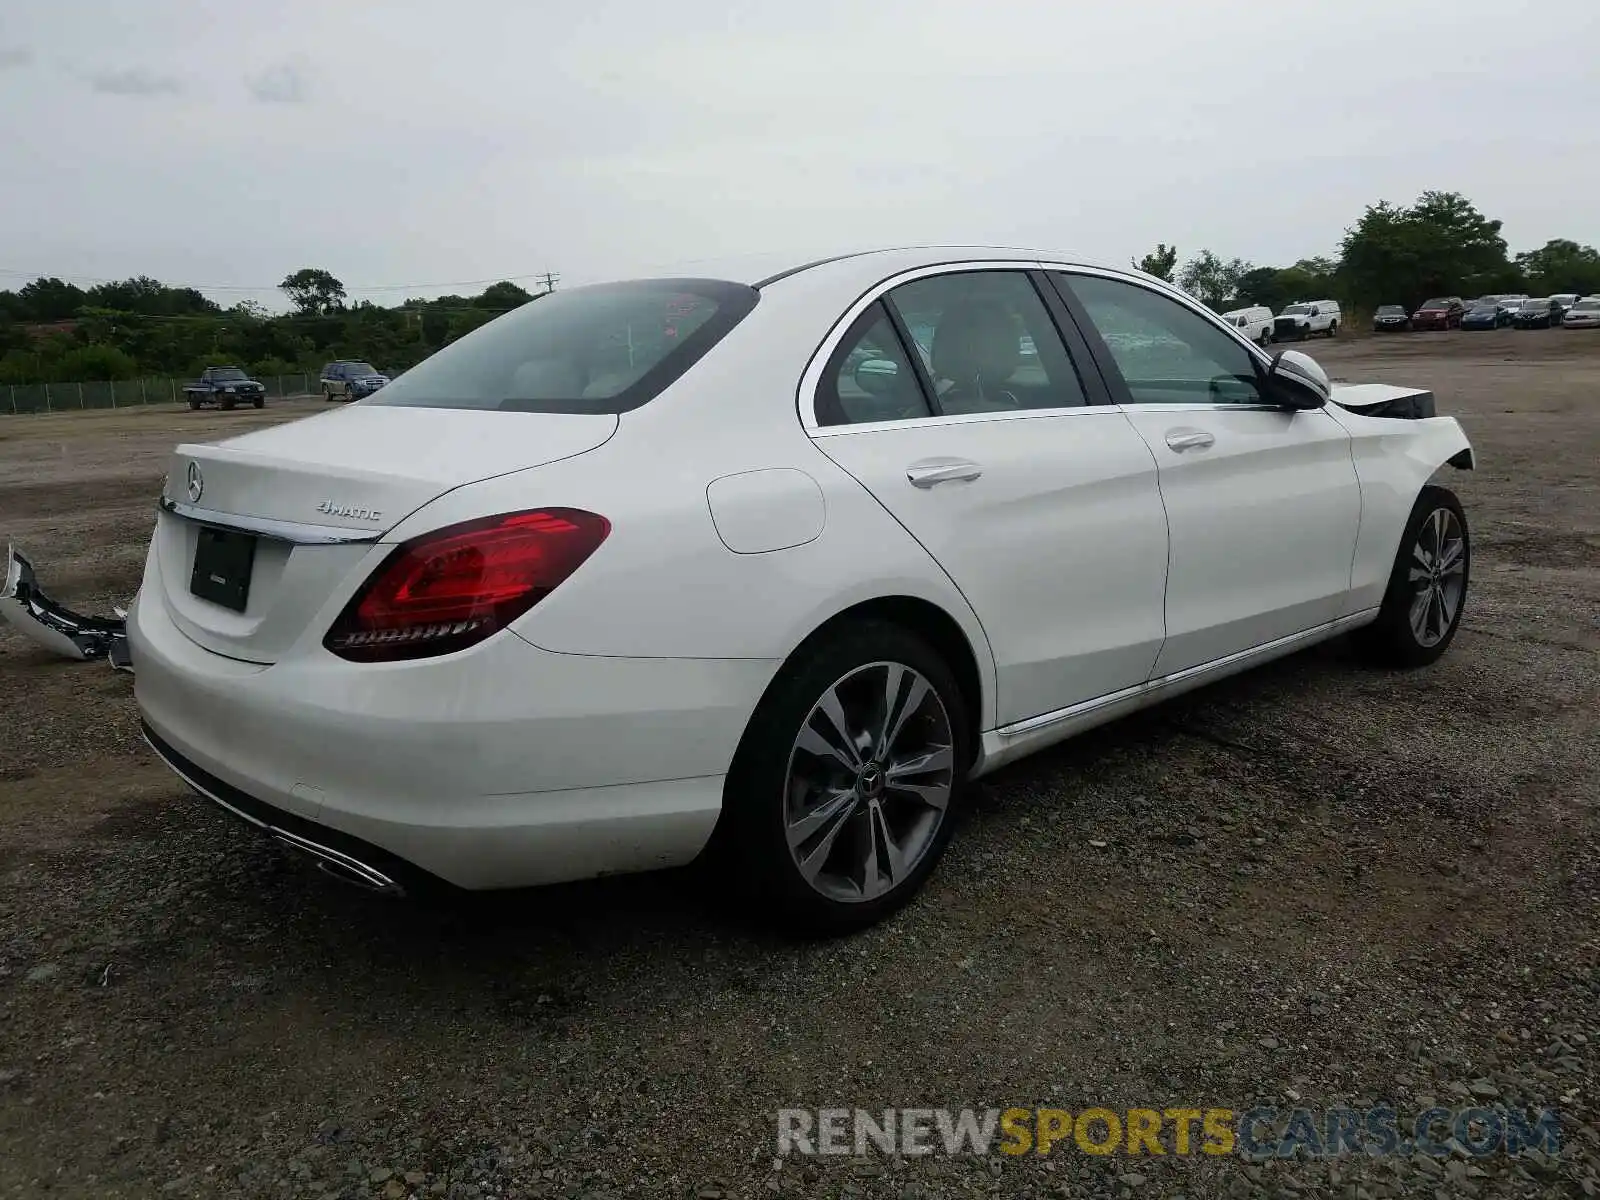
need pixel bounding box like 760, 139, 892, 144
854, 358, 903, 397
1267, 349, 1331, 410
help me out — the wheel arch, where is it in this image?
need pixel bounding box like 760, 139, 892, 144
768, 594, 988, 770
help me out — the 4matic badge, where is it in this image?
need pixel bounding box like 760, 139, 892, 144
316, 500, 384, 522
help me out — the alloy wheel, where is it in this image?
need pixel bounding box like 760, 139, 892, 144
783, 662, 955, 903
1407, 507, 1467, 647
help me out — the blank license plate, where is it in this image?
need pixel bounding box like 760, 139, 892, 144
189, 527, 257, 612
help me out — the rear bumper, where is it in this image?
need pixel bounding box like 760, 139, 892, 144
1, 544, 131, 666
142, 723, 422, 895
127, 571, 778, 890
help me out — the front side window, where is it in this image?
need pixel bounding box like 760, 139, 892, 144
368, 278, 758, 414
1057, 273, 1264, 406
882, 270, 1088, 415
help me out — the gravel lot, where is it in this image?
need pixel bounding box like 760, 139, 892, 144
1, 330, 1597, 1199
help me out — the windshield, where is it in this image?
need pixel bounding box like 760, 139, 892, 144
1377, 305, 1404, 314
344, 362, 378, 375
365, 278, 760, 415
1419, 298, 1450, 309
1521, 299, 1549, 310
1573, 300, 1600, 311
1283, 304, 1310, 314
208, 368, 247, 380
1468, 301, 1497, 310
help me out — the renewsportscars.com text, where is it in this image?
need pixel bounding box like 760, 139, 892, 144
776, 1105, 1562, 1160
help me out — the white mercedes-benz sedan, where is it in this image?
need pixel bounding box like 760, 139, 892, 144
126, 246, 1475, 930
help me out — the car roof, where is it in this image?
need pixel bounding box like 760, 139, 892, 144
616, 245, 1120, 290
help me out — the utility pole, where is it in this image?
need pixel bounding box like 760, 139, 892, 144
535, 271, 559, 295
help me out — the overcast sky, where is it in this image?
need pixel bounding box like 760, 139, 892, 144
2, 0, 1597, 309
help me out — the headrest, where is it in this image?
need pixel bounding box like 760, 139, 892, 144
931, 302, 1021, 392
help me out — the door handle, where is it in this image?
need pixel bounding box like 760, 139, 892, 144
906, 458, 983, 487
1164, 428, 1215, 452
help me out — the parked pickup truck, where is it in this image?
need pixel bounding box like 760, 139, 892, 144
183, 366, 266, 410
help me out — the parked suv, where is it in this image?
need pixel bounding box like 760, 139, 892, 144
321, 361, 391, 402
1272, 300, 1340, 340
1410, 297, 1465, 330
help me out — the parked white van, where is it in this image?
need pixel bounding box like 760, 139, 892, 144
1221, 305, 1274, 345
1273, 300, 1342, 340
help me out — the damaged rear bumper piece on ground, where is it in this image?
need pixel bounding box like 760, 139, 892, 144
1, 544, 133, 671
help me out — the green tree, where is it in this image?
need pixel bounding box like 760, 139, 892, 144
476, 281, 533, 309
16, 276, 88, 321
1514, 239, 1600, 297
84, 275, 218, 316
1339, 191, 1510, 309
1177, 250, 1252, 310
1133, 243, 1179, 282
278, 267, 347, 315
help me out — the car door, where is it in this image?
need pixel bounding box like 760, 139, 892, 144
1045, 268, 1362, 678
805, 266, 1170, 728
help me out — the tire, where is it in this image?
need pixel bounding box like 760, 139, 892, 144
221, 398, 235, 411
324, 387, 337, 402
187, 398, 200, 410
709, 620, 971, 934
1358, 484, 1470, 668
252, 397, 264, 409
1326, 321, 1338, 338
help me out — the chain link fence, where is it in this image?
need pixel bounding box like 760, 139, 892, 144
2, 374, 317, 415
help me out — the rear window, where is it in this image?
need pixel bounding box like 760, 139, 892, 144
367, 278, 759, 415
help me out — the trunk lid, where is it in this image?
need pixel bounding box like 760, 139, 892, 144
155, 405, 618, 663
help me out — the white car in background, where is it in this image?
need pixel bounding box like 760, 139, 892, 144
108, 246, 1475, 932
1563, 297, 1600, 328
1221, 305, 1274, 346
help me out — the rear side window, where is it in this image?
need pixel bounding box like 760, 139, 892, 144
367, 278, 759, 414
885, 271, 1089, 415
816, 304, 932, 426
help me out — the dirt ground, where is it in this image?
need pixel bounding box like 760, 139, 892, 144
1, 331, 1597, 1199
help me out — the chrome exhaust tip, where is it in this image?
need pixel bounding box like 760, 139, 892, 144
270, 829, 405, 897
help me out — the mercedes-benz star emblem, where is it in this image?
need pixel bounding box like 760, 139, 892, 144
185, 462, 204, 504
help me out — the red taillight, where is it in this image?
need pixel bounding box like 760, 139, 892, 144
324, 508, 610, 662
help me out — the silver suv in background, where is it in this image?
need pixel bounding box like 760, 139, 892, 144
320, 361, 390, 402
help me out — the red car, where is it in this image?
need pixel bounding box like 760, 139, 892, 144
1410, 297, 1465, 330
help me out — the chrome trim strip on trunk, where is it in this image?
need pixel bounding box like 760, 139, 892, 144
158, 497, 384, 545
